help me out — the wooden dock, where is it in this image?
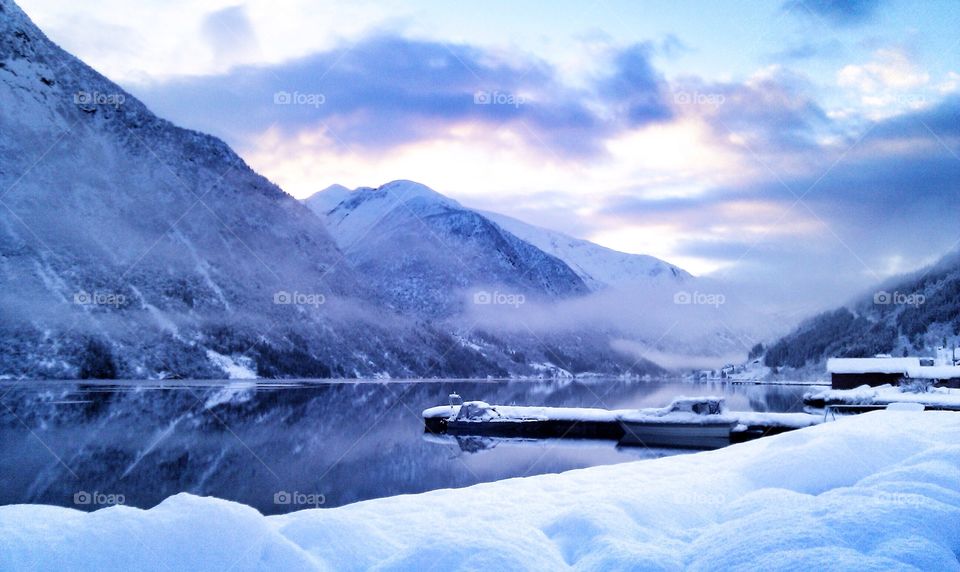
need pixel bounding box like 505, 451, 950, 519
423, 398, 822, 450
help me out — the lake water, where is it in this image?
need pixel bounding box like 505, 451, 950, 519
0, 378, 819, 515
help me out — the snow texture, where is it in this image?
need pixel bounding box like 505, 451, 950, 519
3, 411, 957, 571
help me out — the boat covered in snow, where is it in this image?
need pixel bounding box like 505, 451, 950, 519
617, 397, 736, 449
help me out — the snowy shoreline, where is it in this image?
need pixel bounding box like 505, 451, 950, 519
2, 411, 957, 570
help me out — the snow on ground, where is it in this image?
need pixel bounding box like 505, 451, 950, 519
1, 412, 958, 571
808, 384, 960, 409
205, 350, 258, 380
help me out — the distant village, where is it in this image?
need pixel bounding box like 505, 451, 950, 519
691, 346, 960, 390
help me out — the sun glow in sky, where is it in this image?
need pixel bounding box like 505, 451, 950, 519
18, 0, 960, 310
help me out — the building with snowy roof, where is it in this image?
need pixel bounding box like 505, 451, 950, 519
828, 350, 960, 389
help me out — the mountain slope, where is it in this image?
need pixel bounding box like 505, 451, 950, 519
480, 210, 690, 290
0, 0, 663, 379
305, 180, 590, 317
0, 0, 493, 379
762, 250, 960, 372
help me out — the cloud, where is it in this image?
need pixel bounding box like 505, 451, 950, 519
671, 67, 832, 157
838, 49, 929, 95
574, 93, 960, 313
769, 39, 845, 62
201, 5, 259, 63
137, 36, 670, 160
599, 43, 673, 127
131, 27, 958, 319
784, 0, 884, 26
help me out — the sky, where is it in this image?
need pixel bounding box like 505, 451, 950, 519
17, 0, 960, 314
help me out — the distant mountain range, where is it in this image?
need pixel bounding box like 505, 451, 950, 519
761, 250, 960, 374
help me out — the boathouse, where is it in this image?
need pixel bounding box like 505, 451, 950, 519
827, 357, 917, 389
828, 353, 960, 389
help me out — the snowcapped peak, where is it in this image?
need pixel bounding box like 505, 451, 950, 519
321, 183, 351, 194
304, 184, 353, 215
371, 180, 460, 207
305, 180, 460, 217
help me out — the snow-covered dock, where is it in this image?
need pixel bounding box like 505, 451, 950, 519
423, 397, 822, 449
804, 383, 960, 410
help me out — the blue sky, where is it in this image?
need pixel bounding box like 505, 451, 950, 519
19, 0, 960, 313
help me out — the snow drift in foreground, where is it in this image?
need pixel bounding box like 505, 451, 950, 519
2, 412, 958, 571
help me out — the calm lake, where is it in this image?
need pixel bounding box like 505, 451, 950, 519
0, 378, 820, 515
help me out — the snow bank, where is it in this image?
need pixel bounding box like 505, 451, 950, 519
2, 412, 959, 571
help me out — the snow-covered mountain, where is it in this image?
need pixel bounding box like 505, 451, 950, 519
304, 180, 590, 317
480, 211, 690, 290
0, 0, 663, 379
307, 182, 689, 294
0, 0, 425, 379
